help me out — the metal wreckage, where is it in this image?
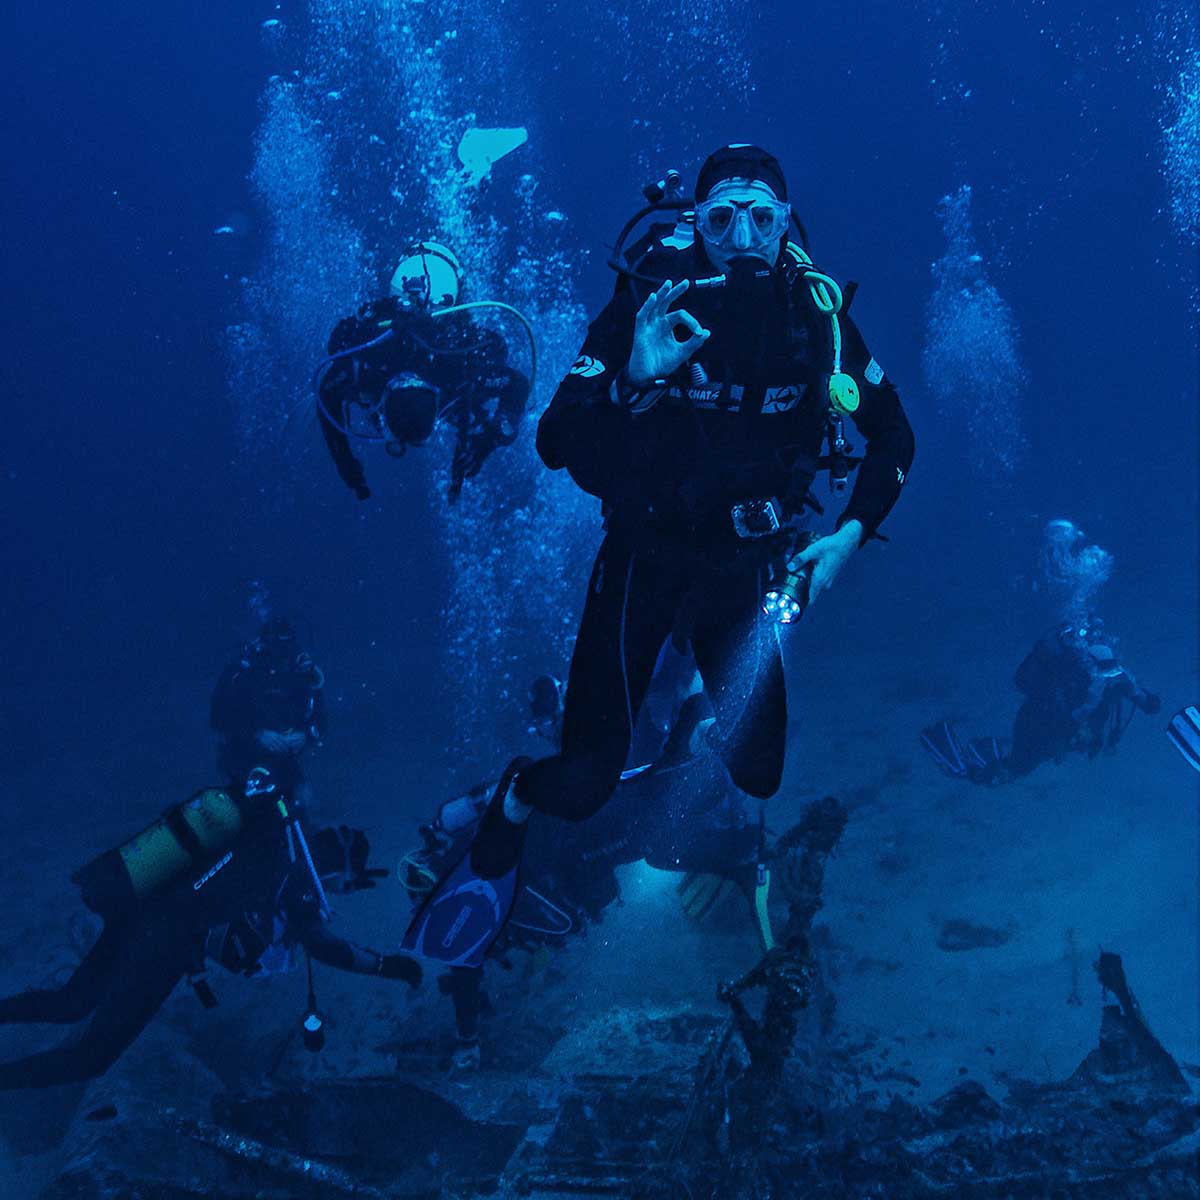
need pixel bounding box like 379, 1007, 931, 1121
19, 796, 1200, 1200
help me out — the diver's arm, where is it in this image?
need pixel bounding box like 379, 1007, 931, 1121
1104, 668, 1161, 715
836, 314, 915, 545
493, 368, 530, 440
535, 278, 641, 494
294, 919, 420, 984
445, 368, 530, 501
318, 307, 398, 501
467, 366, 529, 455
317, 379, 371, 500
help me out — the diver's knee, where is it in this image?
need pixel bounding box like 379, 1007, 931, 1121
558, 757, 622, 820
728, 756, 783, 801
519, 751, 621, 821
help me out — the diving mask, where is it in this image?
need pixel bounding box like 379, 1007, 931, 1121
695, 196, 790, 247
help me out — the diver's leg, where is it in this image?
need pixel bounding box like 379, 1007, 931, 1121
516, 535, 680, 821
0, 917, 187, 1089
441, 967, 484, 1071
692, 570, 787, 800
0, 921, 123, 1025
1005, 700, 1061, 779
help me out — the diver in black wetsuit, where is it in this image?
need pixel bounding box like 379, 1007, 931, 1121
210, 616, 326, 799
921, 619, 1161, 785
402, 145, 914, 974
0, 774, 419, 1089
474, 144, 913, 863
316, 242, 530, 502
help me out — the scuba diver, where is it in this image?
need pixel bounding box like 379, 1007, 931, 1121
0, 770, 420, 1089
402, 667, 810, 1071
403, 143, 914, 968
315, 242, 533, 502
921, 520, 1159, 784
210, 616, 327, 800
921, 618, 1161, 784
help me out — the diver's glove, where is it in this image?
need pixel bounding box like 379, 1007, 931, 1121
378, 953, 423, 987
1137, 690, 1162, 715
354, 484, 371, 501
627, 279, 710, 388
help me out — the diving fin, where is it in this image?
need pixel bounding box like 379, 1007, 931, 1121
1167, 706, 1200, 773
965, 735, 1007, 782
919, 720, 971, 778
401, 758, 530, 968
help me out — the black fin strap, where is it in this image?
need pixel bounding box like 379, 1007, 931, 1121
166, 806, 208, 863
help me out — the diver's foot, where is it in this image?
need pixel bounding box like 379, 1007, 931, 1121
469, 757, 532, 879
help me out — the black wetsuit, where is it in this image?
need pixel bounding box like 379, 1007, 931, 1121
210, 651, 326, 796
515, 242, 914, 821
0, 814, 391, 1089
318, 297, 529, 500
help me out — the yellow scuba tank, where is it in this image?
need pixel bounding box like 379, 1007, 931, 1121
72, 789, 249, 919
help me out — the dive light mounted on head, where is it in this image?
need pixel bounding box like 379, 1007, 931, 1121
642, 169, 685, 205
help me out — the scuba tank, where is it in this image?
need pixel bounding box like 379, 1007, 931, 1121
72, 787, 258, 920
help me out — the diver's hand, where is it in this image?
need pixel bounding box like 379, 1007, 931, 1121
788, 520, 862, 605
378, 953, 422, 987
1137, 690, 1162, 716
626, 280, 710, 388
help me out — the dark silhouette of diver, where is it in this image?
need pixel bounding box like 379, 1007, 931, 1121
922, 618, 1161, 784
210, 615, 327, 799
0, 771, 419, 1088
316, 241, 531, 502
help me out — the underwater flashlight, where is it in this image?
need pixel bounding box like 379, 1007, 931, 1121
762, 568, 811, 625
301, 1010, 325, 1053
763, 532, 817, 625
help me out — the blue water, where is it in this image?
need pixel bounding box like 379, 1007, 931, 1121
0, 0, 1197, 1187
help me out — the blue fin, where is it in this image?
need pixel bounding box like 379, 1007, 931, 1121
401, 849, 520, 968
1168, 706, 1200, 774
920, 720, 969, 778
967, 736, 1004, 770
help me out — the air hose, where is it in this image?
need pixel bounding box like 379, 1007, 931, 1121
785, 243, 858, 417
